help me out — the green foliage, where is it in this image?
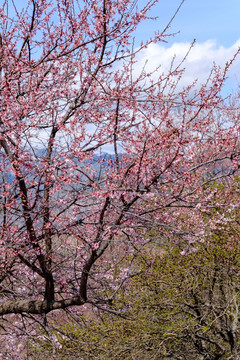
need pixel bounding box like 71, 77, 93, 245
29, 217, 240, 359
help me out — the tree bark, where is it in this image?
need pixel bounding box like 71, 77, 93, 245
0, 296, 85, 315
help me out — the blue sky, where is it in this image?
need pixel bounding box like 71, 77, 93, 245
10, 0, 240, 46
138, 0, 240, 47
135, 0, 240, 95
7, 0, 240, 94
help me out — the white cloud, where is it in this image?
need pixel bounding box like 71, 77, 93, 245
134, 39, 240, 93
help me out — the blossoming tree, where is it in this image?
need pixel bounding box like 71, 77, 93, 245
0, 0, 239, 320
